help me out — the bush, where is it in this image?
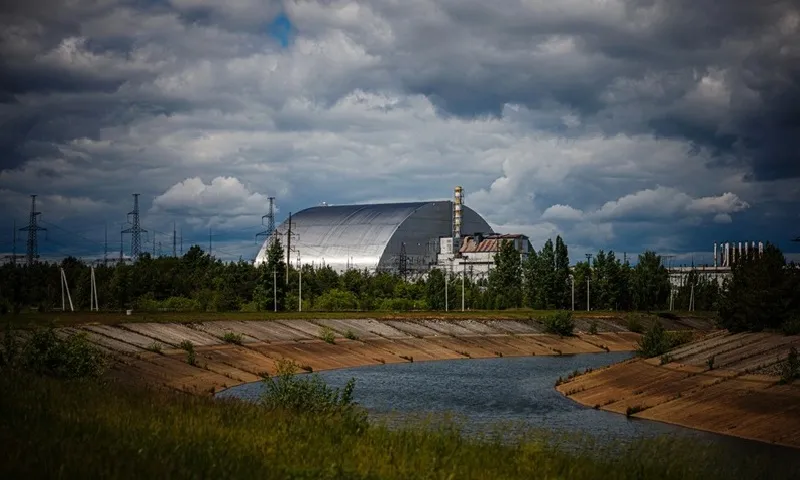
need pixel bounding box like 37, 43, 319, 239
320, 326, 336, 344
781, 347, 799, 384
588, 320, 599, 335
627, 316, 644, 334
542, 311, 574, 336
343, 329, 359, 341
782, 319, 800, 336
378, 297, 418, 311
1, 327, 107, 379
179, 340, 196, 366
222, 332, 243, 345
260, 359, 366, 427
636, 321, 669, 358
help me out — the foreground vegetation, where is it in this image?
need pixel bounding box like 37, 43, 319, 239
2, 369, 793, 479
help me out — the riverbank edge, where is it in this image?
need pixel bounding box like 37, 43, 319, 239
555, 338, 800, 450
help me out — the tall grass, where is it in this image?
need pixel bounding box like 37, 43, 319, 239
0, 370, 789, 479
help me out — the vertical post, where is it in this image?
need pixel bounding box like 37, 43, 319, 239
90, 266, 95, 311
689, 284, 695, 312
60, 268, 74, 312
586, 278, 590, 312
273, 268, 277, 312
286, 212, 292, 285
445, 268, 448, 312
299, 258, 302, 312
61, 266, 65, 311
461, 262, 465, 312
570, 275, 575, 311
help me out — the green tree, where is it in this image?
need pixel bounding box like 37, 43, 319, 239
554, 236, 570, 309
425, 268, 446, 310
630, 251, 670, 310
489, 239, 523, 309
254, 238, 286, 311
535, 239, 555, 309
718, 243, 799, 332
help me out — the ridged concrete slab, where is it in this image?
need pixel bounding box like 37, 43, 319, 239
454, 319, 503, 335
483, 319, 542, 334
83, 325, 166, 349
242, 321, 313, 341
194, 322, 262, 344
417, 320, 477, 336
383, 320, 442, 337
123, 323, 222, 347
314, 319, 410, 338
61, 327, 142, 353
276, 320, 341, 339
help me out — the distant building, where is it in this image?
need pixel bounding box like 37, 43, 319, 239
435, 233, 532, 278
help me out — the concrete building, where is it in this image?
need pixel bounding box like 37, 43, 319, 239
435, 233, 532, 278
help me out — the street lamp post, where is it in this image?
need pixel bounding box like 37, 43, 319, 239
569, 274, 575, 311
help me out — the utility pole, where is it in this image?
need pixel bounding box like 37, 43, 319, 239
298, 252, 302, 312
103, 222, 108, 266
60, 267, 74, 312
273, 268, 277, 312
445, 269, 448, 312
3, 220, 22, 266
122, 194, 146, 262
286, 212, 293, 285
173, 222, 177, 257
569, 274, 575, 311
20, 195, 47, 266
585, 254, 592, 312
689, 283, 695, 312
461, 261, 465, 312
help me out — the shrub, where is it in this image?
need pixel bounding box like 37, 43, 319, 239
343, 329, 359, 341
627, 316, 644, 334
636, 321, 669, 358
260, 359, 366, 427
222, 332, 243, 345
660, 353, 673, 365
542, 311, 574, 336
588, 320, 599, 335
706, 355, 715, 371
3, 327, 107, 379
320, 326, 336, 344
146, 342, 163, 355
782, 319, 800, 336
179, 340, 196, 366
780, 347, 799, 384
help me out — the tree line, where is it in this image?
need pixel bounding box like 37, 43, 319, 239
0, 235, 791, 316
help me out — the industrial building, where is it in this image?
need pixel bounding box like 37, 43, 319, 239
667, 240, 765, 289
254, 187, 530, 276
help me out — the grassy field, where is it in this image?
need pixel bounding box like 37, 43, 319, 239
1, 308, 716, 328
0, 371, 786, 480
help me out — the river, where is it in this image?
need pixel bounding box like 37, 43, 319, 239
218, 352, 800, 477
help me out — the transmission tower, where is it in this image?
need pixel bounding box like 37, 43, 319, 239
397, 242, 408, 279
256, 197, 276, 244
19, 195, 47, 266
121, 194, 147, 261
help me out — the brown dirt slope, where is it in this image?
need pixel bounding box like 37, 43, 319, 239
556, 332, 800, 449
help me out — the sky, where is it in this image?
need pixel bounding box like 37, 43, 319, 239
1, 0, 798, 265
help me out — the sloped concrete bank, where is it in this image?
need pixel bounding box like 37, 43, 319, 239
556, 331, 800, 449
55, 317, 652, 394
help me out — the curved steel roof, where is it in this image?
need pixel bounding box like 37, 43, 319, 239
254, 201, 493, 272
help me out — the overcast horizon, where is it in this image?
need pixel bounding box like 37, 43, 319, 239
1, 0, 798, 264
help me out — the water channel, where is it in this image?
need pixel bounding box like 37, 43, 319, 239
218, 352, 800, 477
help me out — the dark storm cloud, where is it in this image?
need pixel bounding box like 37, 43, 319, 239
370, 0, 800, 181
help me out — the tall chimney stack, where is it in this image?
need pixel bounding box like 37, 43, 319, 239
713, 242, 718, 267
453, 186, 463, 241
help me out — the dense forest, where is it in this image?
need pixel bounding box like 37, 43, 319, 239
0, 235, 734, 314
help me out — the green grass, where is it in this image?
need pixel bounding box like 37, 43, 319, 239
0, 309, 715, 329
0, 371, 785, 480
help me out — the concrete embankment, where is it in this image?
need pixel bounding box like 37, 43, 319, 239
50, 316, 663, 395
556, 331, 800, 448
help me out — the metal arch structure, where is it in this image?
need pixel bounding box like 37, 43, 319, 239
254, 201, 494, 273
